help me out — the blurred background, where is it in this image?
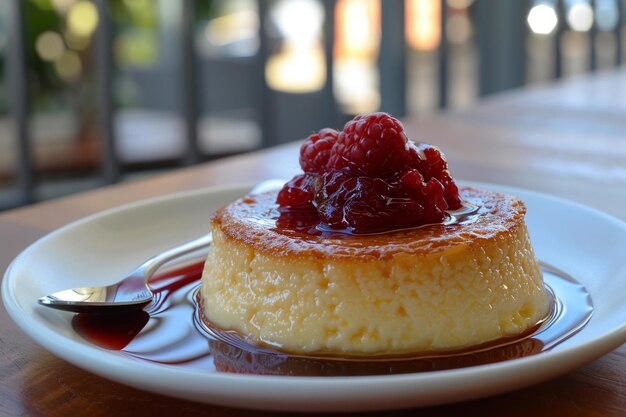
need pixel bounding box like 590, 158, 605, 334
0, 0, 623, 211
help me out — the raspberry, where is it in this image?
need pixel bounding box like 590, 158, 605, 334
399, 169, 426, 198
342, 178, 425, 233
439, 171, 462, 209
327, 113, 409, 178
276, 174, 316, 208
314, 169, 352, 202
422, 178, 448, 223
407, 143, 461, 209
277, 113, 463, 233
299, 128, 338, 173
315, 175, 428, 233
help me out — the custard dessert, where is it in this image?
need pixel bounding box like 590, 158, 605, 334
200, 112, 549, 356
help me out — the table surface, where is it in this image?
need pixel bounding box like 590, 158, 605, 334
1, 69, 625, 417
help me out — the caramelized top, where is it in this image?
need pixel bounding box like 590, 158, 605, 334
212, 186, 526, 260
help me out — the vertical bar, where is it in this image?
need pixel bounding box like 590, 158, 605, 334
322, 0, 338, 128
476, 0, 491, 94
182, 0, 200, 164
7, 0, 34, 204
555, 0, 565, 78
590, 0, 597, 70
256, 0, 275, 147
379, 0, 407, 117
615, 0, 623, 65
477, 0, 529, 96
438, 0, 448, 109
94, 0, 119, 183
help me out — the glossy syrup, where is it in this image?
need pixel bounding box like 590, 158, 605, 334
72, 260, 593, 376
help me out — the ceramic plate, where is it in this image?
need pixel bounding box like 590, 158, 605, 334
3, 182, 626, 412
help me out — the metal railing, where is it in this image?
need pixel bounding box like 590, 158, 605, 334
3, 0, 624, 210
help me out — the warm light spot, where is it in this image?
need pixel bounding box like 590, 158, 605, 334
334, 0, 380, 113
35, 31, 65, 61
527, 4, 558, 35
271, 0, 324, 47
334, 58, 380, 114
446, 0, 474, 9
335, 0, 380, 58
68, 1, 99, 38
567, 2, 594, 32
266, 44, 326, 93
446, 13, 472, 44
54, 51, 82, 80
406, 0, 440, 51
205, 10, 259, 47
265, 0, 325, 93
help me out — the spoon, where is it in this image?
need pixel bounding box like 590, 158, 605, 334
37, 179, 286, 313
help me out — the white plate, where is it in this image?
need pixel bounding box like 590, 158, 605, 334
2, 182, 626, 412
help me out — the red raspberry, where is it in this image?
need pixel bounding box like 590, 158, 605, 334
422, 178, 448, 223
327, 113, 409, 178
276, 174, 316, 208
315, 175, 428, 233
399, 169, 426, 198
407, 143, 461, 209
342, 177, 425, 233
277, 113, 462, 233
439, 171, 462, 209
314, 169, 352, 202
299, 128, 339, 173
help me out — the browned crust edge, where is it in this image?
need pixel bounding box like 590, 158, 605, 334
211, 186, 527, 261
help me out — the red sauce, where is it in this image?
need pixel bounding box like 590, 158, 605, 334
71, 260, 592, 377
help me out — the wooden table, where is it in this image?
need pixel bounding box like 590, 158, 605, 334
1, 70, 625, 416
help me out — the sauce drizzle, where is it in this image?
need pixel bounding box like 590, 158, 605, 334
72, 260, 592, 376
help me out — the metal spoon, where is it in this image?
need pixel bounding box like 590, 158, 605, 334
37, 179, 285, 313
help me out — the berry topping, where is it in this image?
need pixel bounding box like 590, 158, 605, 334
299, 128, 339, 173
277, 112, 462, 234
327, 113, 408, 178
407, 143, 462, 209
276, 173, 316, 208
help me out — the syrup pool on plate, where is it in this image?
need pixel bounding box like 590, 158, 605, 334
71, 257, 593, 376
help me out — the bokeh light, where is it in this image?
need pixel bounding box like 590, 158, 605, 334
271, 0, 324, 47
68, 1, 99, 38
334, 0, 380, 113
53, 51, 82, 81
266, 46, 326, 93
52, 0, 77, 14
595, 0, 618, 31
406, 0, 440, 51
205, 10, 258, 48
64, 29, 91, 50
35, 31, 65, 62
446, 13, 472, 44
527, 4, 559, 35
265, 0, 326, 93
335, 0, 380, 57
567, 2, 594, 32
446, 0, 475, 10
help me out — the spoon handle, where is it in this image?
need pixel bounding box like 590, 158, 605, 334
139, 233, 213, 280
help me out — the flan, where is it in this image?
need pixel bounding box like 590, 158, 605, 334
200, 186, 550, 356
